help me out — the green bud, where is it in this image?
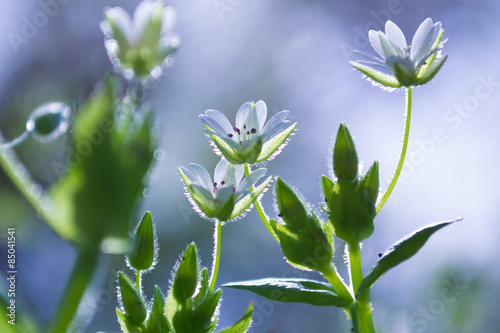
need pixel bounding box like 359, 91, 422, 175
146, 285, 171, 333
275, 177, 308, 231
275, 178, 334, 272
333, 123, 359, 182
128, 211, 157, 271
327, 179, 374, 246
118, 271, 147, 326
26, 102, 71, 142
357, 161, 380, 217
173, 242, 199, 301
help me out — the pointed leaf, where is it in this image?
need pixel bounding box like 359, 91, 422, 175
218, 302, 253, 333
224, 278, 349, 307
116, 308, 144, 333
357, 219, 459, 296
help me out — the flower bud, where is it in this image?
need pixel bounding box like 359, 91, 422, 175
118, 271, 147, 325
333, 123, 359, 182
357, 161, 380, 217
127, 211, 157, 271
172, 242, 199, 301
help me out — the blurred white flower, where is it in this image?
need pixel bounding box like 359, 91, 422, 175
351, 18, 447, 88
178, 160, 271, 221
200, 101, 297, 164
101, 0, 179, 79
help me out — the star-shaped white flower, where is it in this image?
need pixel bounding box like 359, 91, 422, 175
350, 18, 447, 88
178, 160, 272, 221
101, 0, 179, 78
200, 101, 297, 164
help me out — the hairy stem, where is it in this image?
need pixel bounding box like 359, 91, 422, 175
46, 245, 99, 333
376, 86, 412, 213
321, 264, 353, 305
244, 163, 278, 241
208, 219, 222, 294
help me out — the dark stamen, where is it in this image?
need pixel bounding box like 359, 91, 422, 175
221, 181, 225, 185
378, 253, 383, 258
243, 124, 247, 129
228, 134, 233, 138
247, 131, 250, 135
233, 126, 241, 135
251, 128, 256, 134
213, 182, 217, 187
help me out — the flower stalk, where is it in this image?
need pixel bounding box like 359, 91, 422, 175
209, 219, 223, 294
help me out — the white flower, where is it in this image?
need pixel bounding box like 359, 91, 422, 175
178, 160, 272, 221
101, 0, 179, 78
200, 101, 297, 164
350, 18, 447, 88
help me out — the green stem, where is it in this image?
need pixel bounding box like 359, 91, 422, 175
321, 264, 353, 305
243, 163, 279, 241
46, 245, 99, 333
136, 270, 142, 291
348, 243, 376, 333
0, 135, 54, 227
348, 243, 363, 293
208, 219, 222, 294
376, 86, 412, 214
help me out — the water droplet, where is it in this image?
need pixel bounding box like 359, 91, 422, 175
26, 102, 71, 143
153, 149, 166, 161
143, 188, 150, 198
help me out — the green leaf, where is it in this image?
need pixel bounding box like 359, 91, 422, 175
357, 219, 459, 296
357, 161, 380, 217
147, 285, 171, 333
218, 302, 253, 333
49, 74, 156, 248
117, 308, 144, 333
194, 267, 210, 305
128, 211, 157, 271
191, 289, 222, 332
224, 278, 349, 307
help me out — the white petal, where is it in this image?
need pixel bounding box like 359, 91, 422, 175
410, 18, 434, 64
235, 102, 252, 130
254, 100, 267, 131
261, 110, 289, 141
378, 32, 398, 59
178, 166, 199, 185
200, 110, 234, 137
351, 60, 391, 72
369, 30, 386, 59
234, 164, 245, 184
132, 0, 157, 42
385, 21, 407, 57
214, 159, 237, 188
105, 7, 133, 42
353, 50, 386, 64
235, 168, 266, 196
188, 163, 213, 190
161, 6, 176, 34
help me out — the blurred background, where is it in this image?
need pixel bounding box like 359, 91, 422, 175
0, 0, 499, 332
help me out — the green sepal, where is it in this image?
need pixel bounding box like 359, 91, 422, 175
229, 175, 272, 220
145, 285, 172, 333
193, 267, 210, 305
357, 219, 459, 296
218, 302, 253, 333
349, 61, 403, 88
118, 272, 147, 326
333, 123, 359, 182
191, 289, 222, 332
275, 177, 308, 231
356, 161, 380, 218
240, 136, 263, 164
128, 211, 157, 271
224, 278, 349, 307
321, 175, 334, 214
256, 122, 297, 163
117, 308, 144, 333
172, 242, 200, 301
327, 179, 374, 245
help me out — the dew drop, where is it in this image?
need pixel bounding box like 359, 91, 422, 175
143, 188, 150, 198
153, 149, 166, 161
26, 102, 71, 143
